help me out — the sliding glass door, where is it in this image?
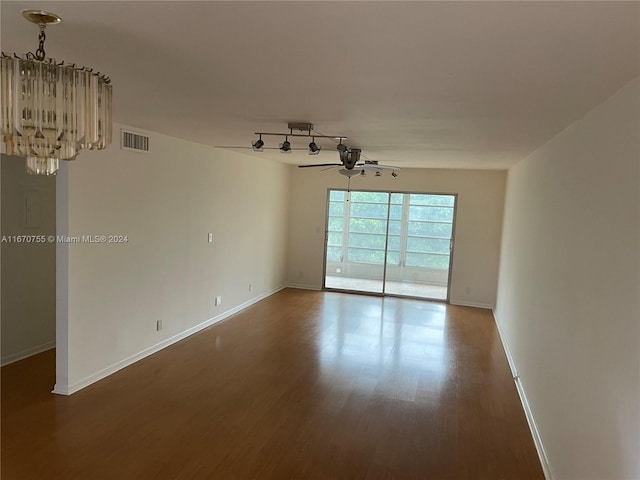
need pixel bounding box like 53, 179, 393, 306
324, 190, 456, 301
325, 191, 389, 293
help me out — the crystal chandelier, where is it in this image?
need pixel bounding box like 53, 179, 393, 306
0, 10, 113, 176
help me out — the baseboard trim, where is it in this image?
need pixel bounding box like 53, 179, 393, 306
53, 285, 286, 396
493, 310, 553, 480
449, 300, 494, 309
1, 341, 56, 367
286, 283, 322, 291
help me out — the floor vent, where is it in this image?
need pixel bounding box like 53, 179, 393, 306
121, 130, 150, 153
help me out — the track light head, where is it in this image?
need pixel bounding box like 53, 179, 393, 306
280, 138, 292, 153
308, 140, 320, 155
392, 170, 398, 178
252, 136, 264, 152
375, 171, 382, 177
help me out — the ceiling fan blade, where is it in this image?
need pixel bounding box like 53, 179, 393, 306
298, 163, 342, 168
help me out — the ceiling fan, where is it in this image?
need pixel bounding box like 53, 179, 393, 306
298, 144, 400, 178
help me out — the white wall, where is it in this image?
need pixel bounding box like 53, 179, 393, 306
495, 78, 640, 479
55, 125, 290, 393
287, 167, 506, 308
1, 155, 56, 365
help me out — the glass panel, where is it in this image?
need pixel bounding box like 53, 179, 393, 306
386, 250, 400, 265
390, 193, 403, 204
406, 237, 450, 255
389, 204, 402, 220
350, 191, 388, 203
408, 205, 454, 222
350, 202, 388, 219
409, 194, 455, 206
328, 217, 343, 231
327, 246, 342, 262
329, 202, 344, 216
405, 252, 450, 269
348, 233, 386, 249
348, 248, 385, 264
407, 221, 452, 238
349, 218, 386, 234
330, 190, 345, 201
388, 220, 401, 235
327, 232, 342, 247
386, 193, 455, 301
325, 190, 388, 294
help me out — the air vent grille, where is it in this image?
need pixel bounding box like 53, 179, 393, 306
121, 130, 150, 153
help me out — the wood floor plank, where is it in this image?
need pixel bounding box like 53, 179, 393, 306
1, 289, 543, 479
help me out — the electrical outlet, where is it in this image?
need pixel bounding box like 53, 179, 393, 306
208, 233, 213, 243
215, 296, 222, 306
156, 319, 163, 331
248, 283, 252, 292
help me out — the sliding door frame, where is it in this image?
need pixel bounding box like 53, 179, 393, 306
322, 188, 458, 303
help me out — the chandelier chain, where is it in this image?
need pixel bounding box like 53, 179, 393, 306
35, 27, 46, 61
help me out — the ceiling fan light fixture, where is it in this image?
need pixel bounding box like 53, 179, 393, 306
1, 9, 113, 176
339, 168, 364, 178
252, 136, 264, 152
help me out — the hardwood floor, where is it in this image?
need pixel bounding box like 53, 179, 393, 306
1, 289, 543, 479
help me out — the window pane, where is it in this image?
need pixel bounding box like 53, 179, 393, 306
407, 221, 452, 238
350, 202, 388, 219
327, 246, 342, 262
349, 233, 386, 249
410, 194, 455, 207
388, 235, 400, 250
349, 218, 387, 234
406, 252, 450, 269
350, 192, 388, 204
386, 250, 400, 265
388, 220, 401, 235
406, 237, 450, 254
329, 202, 344, 216
327, 232, 342, 247
408, 205, 453, 222
330, 190, 345, 202
348, 248, 385, 264
328, 217, 343, 232
389, 204, 402, 220
390, 193, 403, 204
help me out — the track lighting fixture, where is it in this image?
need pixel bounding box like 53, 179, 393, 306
252, 135, 264, 152
375, 171, 382, 177
392, 170, 398, 178
280, 137, 292, 153
250, 123, 346, 155
308, 139, 321, 155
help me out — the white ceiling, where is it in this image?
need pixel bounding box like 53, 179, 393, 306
2, 1, 639, 169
